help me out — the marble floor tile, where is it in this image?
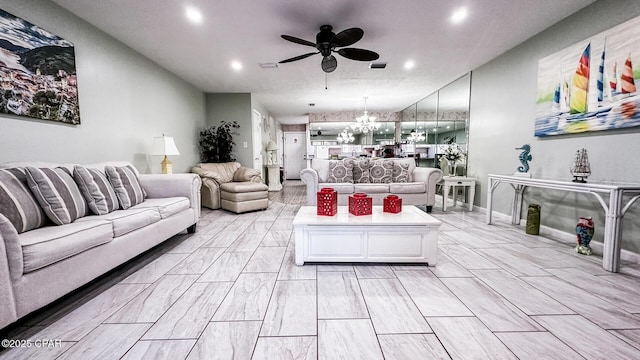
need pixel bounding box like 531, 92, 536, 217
444, 230, 496, 248
468, 228, 517, 244
197, 252, 252, 282
611, 330, 640, 349
533, 247, 610, 275
121, 339, 196, 360
278, 251, 316, 280
270, 218, 294, 231
354, 264, 396, 279
496, 243, 574, 269
243, 246, 287, 273
439, 244, 500, 270
261, 280, 317, 336
442, 277, 543, 331
316, 264, 355, 272
359, 278, 431, 334
121, 253, 190, 284
475, 247, 550, 276
533, 315, 640, 360
242, 220, 273, 234
524, 276, 640, 329
252, 336, 317, 360
33, 283, 148, 341
378, 334, 450, 360
390, 264, 430, 271
428, 251, 474, 278
395, 270, 473, 317
186, 321, 261, 360
318, 319, 383, 360
317, 271, 369, 319
203, 230, 244, 248
0, 341, 74, 360
212, 273, 277, 321
106, 275, 197, 323
166, 234, 215, 254
472, 269, 574, 315
167, 247, 226, 275
260, 230, 292, 247
225, 232, 265, 252
428, 317, 517, 360
547, 268, 640, 313
57, 323, 150, 360
495, 332, 584, 360
142, 282, 233, 340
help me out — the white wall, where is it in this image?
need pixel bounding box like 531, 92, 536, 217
469, 0, 640, 252
0, 0, 206, 174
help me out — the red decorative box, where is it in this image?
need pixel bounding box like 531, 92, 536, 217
383, 195, 402, 213
349, 192, 372, 216
317, 187, 337, 216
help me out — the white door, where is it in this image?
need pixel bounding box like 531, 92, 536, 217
284, 132, 306, 179
252, 110, 263, 177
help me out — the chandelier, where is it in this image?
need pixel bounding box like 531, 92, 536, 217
406, 130, 425, 143
337, 129, 355, 143
351, 97, 379, 133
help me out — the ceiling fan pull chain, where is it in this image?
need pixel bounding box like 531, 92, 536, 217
325, 73, 328, 90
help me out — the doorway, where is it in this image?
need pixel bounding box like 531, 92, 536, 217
283, 132, 306, 180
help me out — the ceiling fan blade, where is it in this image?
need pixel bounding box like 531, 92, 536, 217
279, 52, 319, 63
337, 48, 380, 61
321, 55, 337, 73
331, 27, 364, 47
281, 35, 316, 47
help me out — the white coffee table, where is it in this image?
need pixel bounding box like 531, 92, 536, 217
292, 206, 441, 266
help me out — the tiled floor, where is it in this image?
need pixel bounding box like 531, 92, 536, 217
3, 181, 640, 359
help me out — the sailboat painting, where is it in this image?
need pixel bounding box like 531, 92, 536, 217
535, 15, 640, 137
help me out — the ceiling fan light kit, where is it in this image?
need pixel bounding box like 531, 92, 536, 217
279, 25, 379, 73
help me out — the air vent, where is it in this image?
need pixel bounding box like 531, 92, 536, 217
259, 62, 278, 69
369, 62, 387, 69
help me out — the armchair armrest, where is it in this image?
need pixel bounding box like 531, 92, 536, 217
234, 166, 263, 183
138, 174, 202, 217
191, 167, 222, 184
300, 168, 320, 205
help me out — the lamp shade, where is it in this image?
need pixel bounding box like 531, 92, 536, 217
266, 140, 278, 151
151, 135, 180, 156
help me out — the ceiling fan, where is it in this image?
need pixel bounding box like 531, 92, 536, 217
279, 25, 380, 73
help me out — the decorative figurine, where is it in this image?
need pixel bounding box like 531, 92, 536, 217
575, 217, 594, 255
570, 148, 591, 183
515, 144, 532, 173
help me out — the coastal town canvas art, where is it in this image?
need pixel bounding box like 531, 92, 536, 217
535, 14, 640, 137
0, 8, 80, 124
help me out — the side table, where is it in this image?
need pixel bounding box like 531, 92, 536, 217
267, 165, 282, 191
441, 176, 476, 211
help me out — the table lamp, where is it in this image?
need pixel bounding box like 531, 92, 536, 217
151, 135, 180, 174
266, 140, 278, 165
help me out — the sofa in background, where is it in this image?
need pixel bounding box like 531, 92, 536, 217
192, 162, 268, 213
0, 161, 201, 330
301, 157, 443, 212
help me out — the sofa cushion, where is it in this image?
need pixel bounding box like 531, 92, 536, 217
346, 158, 370, 184
73, 166, 120, 215
318, 183, 354, 194
105, 165, 146, 210
19, 220, 113, 273
76, 208, 161, 237
25, 167, 88, 225
326, 160, 353, 183
390, 182, 427, 194
369, 159, 393, 183
131, 197, 190, 219
0, 168, 47, 233
220, 181, 268, 193
354, 183, 390, 193
391, 162, 410, 183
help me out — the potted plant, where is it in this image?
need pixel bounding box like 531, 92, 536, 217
198, 121, 240, 163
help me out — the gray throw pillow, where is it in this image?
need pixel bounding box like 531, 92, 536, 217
326, 160, 353, 183
391, 162, 410, 183
0, 168, 47, 233
25, 166, 89, 225
105, 165, 146, 209
73, 165, 120, 215
346, 158, 370, 184
369, 159, 393, 184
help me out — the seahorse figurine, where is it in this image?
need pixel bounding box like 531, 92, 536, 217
515, 144, 532, 173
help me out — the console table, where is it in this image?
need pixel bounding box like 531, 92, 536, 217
486, 174, 640, 272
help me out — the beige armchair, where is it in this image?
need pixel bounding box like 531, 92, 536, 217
192, 162, 269, 213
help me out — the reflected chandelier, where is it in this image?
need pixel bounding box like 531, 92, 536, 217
406, 130, 425, 143
351, 97, 379, 133
337, 129, 355, 143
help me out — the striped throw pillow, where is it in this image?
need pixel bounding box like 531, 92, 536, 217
105, 165, 146, 209
73, 166, 119, 215
25, 167, 89, 225
0, 168, 47, 233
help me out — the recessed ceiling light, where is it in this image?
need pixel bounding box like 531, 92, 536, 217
447, 125, 451, 129
231, 60, 243, 71
404, 60, 415, 70
185, 6, 203, 24
385, 129, 389, 132
418, 126, 423, 129
450, 6, 468, 24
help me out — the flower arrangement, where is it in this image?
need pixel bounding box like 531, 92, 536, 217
443, 143, 465, 162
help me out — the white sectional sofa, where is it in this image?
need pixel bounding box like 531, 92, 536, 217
0, 161, 201, 329
301, 157, 443, 212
